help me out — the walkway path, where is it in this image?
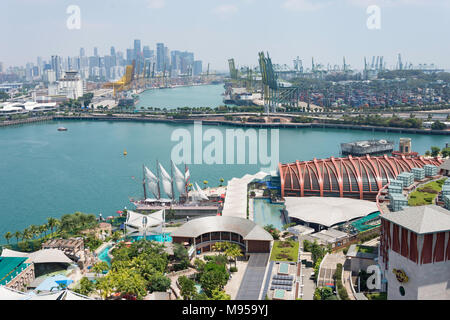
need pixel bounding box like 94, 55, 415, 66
235, 253, 269, 300
317, 253, 346, 287
342, 269, 356, 300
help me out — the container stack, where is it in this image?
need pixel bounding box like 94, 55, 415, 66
396, 172, 415, 188
444, 195, 450, 210
389, 193, 408, 212
411, 167, 425, 181
389, 180, 404, 188
388, 184, 403, 194
424, 165, 438, 177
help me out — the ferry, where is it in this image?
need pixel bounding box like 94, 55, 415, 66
57, 127, 68, 131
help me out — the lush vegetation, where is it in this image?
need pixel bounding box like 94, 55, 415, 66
408, 178, 446, 206
313, 286, 334, 300
334, 263, 349, 300
270, 239, 299, 262
366, 292, 387, 300
264, 224, 280, 240
95, 240, 171, 300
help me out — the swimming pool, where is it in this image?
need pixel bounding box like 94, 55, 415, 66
253, 198, 286, 231
131, 233, 172, 242
98, 245, 112, 265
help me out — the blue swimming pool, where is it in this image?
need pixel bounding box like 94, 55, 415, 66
131, 233, 172, 242
98, 245, 112, 265
253, 198, 286, 231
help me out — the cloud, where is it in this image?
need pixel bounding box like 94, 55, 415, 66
147, 0, 165, 9
282, 0, 330, 11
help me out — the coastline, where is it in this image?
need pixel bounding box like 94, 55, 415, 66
2, 114, 450, 135
50, 115, 450, 136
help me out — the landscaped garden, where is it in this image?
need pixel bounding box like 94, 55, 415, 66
356, 245, 375, 254
270, 239, 299, 262
408, 178, 446, 206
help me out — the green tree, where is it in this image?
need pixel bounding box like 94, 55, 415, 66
4, 232, 12, 244
14, 231, 21, 244
74, 277, 95, 296
431, 120, 446, 131
178, 275, 196, 300
209, 288, 231, 300
431, 146, 441, 157
313, 287, 333, 300
92, 261, 109, 276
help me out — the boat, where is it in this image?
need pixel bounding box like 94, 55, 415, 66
57, 127, 68, 131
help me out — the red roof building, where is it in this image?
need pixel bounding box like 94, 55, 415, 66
279, 155, 442, 201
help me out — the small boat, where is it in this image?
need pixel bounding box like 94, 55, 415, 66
57, 127, 68, 131
123, 150, 128, 156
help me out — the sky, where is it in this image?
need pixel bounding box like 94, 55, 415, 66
1, 0, 449, 71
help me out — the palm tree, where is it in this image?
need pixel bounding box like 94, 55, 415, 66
39, 224, 48, 239
13, 231, 21, 244
22, 228, 33, 242
4, 232, 12, 245
219, 178, 224, 187
47, 217, 59, 235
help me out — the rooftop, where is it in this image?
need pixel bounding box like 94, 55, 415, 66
0, 257, 28, 286
170, 216, 273, 241
381, 205, 450, 234
285, 197, 379, 228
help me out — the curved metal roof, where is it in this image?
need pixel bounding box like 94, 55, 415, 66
170, 216, 273, 241
279, 155, 442, 200
285, 196, 379, 228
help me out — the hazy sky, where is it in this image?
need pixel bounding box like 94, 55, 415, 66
1, 0, 449, 71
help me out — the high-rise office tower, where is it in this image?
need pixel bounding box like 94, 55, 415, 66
94, 47, 99, 57
134, 40, 141, 59
126, 49, 134, 65
51, 55, 62, 80
80, 48, 85, 57
143, 46, 153, 59
110, 46, 116, 57
0, 62, 3, 73
193, 60, 202, 76
156, 43, 165, 72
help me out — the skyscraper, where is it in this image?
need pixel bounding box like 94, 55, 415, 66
193, 60, 202, 76
80, 48, 85, 57
134, 40, 141, 59
156, 43, 165, 72
94, 47, 98, 57
143, 46, 153, 59
51, 55, 62, 80
110, 46, 116, 57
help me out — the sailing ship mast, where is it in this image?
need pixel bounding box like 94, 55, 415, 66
156, 160, 161, 200
142, 164, 147, 200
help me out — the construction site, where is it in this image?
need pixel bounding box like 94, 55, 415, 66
103, 59, 223, 101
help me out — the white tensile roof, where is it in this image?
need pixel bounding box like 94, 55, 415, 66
285, 197, 379, 228
1, 248, 73, 264
126, 210, 164, 230
0, 286, 29, 300
222, 171, 270, 219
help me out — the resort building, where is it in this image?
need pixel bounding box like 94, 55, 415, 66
278, 155, 442, 201
0, 257, 35, 291
1, 248, 74, 277
171, 216, 273, 256
379, 205, 450, 300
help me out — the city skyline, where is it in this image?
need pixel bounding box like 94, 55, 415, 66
1, 0, 450, 70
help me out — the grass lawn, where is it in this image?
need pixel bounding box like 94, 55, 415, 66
408, 178, 446, 206
270, 240, 299, 262
356, 245, 375, 254
366, 292, 387, 300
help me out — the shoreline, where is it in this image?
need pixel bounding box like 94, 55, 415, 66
1, 114, 450, 135
52, 115, 450, 136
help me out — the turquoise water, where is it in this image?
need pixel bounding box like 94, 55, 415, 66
0, 119, 448, 238
136, 84, 225, 109
131, 233, 172, 242
253, 198, 286, 230
98, 245, 112, 264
